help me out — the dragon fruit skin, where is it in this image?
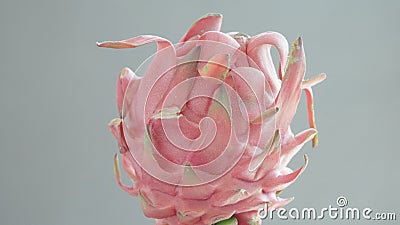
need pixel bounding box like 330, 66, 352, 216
98, 14, 325, 225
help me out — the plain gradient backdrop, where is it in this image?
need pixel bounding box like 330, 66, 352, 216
0, 0, 399, 224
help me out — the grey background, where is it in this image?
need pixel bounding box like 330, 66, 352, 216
0, 0, 399, 224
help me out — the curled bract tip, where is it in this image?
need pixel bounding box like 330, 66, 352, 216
113, 153, 121, 180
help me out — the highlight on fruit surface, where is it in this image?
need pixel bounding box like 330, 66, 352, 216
98, 13, 325, 225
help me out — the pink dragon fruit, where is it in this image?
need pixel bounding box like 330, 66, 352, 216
98, 13, 325, 225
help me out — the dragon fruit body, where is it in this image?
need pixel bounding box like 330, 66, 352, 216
98, 13, 325, 225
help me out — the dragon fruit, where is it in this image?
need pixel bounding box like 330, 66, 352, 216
98, 13, 325, 225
